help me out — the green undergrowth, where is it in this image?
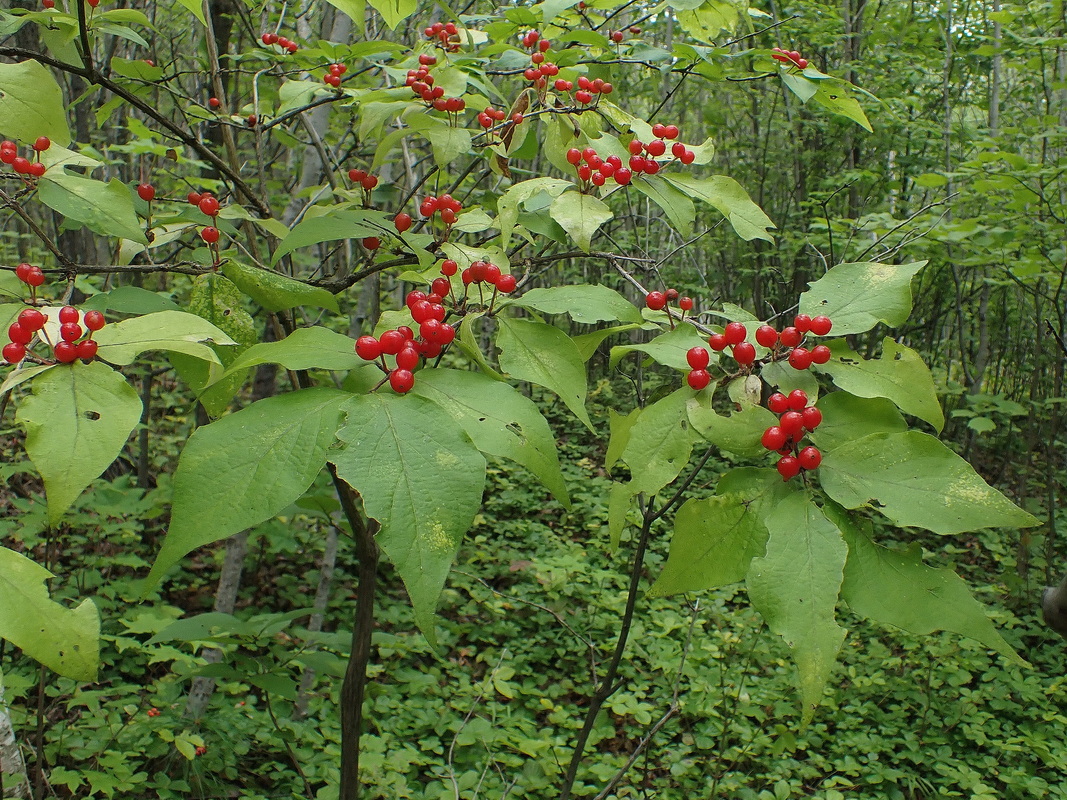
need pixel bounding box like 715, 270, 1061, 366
2, 392, 1066, 800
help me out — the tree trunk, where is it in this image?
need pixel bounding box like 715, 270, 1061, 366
0, 677, 31, 800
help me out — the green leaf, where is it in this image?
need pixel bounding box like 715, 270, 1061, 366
109, 56, 164, 82
366, 0, 416, 29
220, 261, 339, 312
144, 389, 348, 590
811, 81, 873, 131
92, 310, 236, 366
820, 431, 1040, 534
412, 369, 569, 508
549, 191, 613, 252
781, 72, 818, 102
15, 361, 142, 524
610, 323, 710, 371
514, 284, 642, 324
330, 393, 486, 644
271, 209, 392, 266
649, 494, 768, 596
687, 399, 777, 458
84, 286, 180, 314
174, 0, 207, 24
0, 59, 71, 146
453, 311, 504, 380
572, 323, 642, 361
0, 548, 99, 680
632, 174, 695, 236
605, 407, 640, 473
664, 174, 775, 242
799, 261, 927, 334
677, 0, 741, 42
716, 467, 797, 527
408, 114, 473, 168
816, 338, 944, 431
221, 326, 361, 379
620, 389, 694, 496
37, 174, 148, 244
495, 316, 592, 430
824, 504, 1023, 665
746, 493, 847, 723
497, 177, 573, 249
809, 392, 906, 452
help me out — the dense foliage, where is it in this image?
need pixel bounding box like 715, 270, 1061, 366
0, 0, 1065, 798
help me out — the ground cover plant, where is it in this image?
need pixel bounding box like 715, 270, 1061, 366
1, 0, 1066, 798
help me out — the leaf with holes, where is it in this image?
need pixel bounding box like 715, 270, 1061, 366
799, 261, 926, 335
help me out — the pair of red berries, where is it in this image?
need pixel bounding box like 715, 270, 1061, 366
566, 147, 633, 187
14, 261, 46, 289
646, 289, 694, 313
347, 168, 379, 191
476, 106, 509, 129
3, 305, 106, 365
771, 47, 809, 69
762, 389, 822, 480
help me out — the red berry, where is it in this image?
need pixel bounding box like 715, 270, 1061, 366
33, 136, 51, 152
613, 168, 632, 185
767, 393, 789, 413
645, 291, 667, 311
801, 406, 823, 431
798, 446, 822, 470
664, 125, 679, 139
209, 97, 221, 109
394, 212, 413, 233
566, 148, 582, 165
43, 0, 55, 7
187, 191, 202, 206
15, 263, 33, 282
788, 347, 813, 370
793, 314, 812, 333
652, 123, 667, 138
26, 161, 45, 178
262, 33, 277, 44
431, 277, 451, 297
389, 369, 415, 393
732, 342, 756, 365
3, 342, 26, 364
761, 426, 787, 451
780, 411, 804, 437
496, 274, 517, 293
8, 323, 31, 344
397, 326, 414, 340
611, 30, 624, 42
247, 114, 258, 126
83, 310, 105, 331
687, 369, 711, 390
539, 38, 551, 52
441, 259, 458, 277
646, 139, 666, 157
60, 322, 82, 341
724, 321, 747, 345
484, 264, 501, 284
355, 336, 381, 360
755, 325, 778, 348
686, 346, 710, 370
665, 288, 679, 301
378, 330, 405, 355
678, 296, 694, 312
777, 456, 801, 481
628, 140, 644, 155
708, 333, 727, 351
53, 341, 77, 363
575, 90, 593, 104
59, 306, 79, 323
12, 157, 30, 173
26, 267, 45, 287
810, 315, 833, 336
779, 327, 802, 347
18, 308, 46, 331
137, 183, 155, 202
199, 196, 220, 217
811, 344, 831, 364
362, 236, 381, 250
396, 347, 420, 370
76, 339, 98, 360
201, 226, 220, 244
787, 389, 808, 410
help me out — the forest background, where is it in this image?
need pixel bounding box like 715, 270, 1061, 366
1, 0, 1066, 798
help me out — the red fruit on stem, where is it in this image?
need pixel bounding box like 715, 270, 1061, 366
496, 274, 517, 293
15, 263, 32, 282
708, 333, 728, 351
33, 136, 51, 152
54, 341, 77, 363
798, 446, 822, 470
396, 347, 420, 370
613, 168, 632, 185
732, 342, 756, 365
209, 97, 221, 109
793, 313, 812, 333
811, 344, 832, 364
810, 315, 833, 336
362, 237, 380, 250
137, 183, 156, 202
787, 389, 808, 410
755, 325, 778, 348
18, 308, 46, 331
724, 321, 747, 345
26, 267, 45, 287
779, 327, 802, 347
645, 291, 667, 311
788, 347, 813, 370
678, 296, 694, 311
394, 212, 413, 233
28, 162, 46, 178
801, 406, 823, 431
777, 456, 801, 481
431, 278, 451, 297
686, 346, 710, 370
767, 392, 789, 414
199, 196, 220, 216
60, 322, 82, 341
389, 369, 415, 393
687, 369, 711, 390
780, 411, 804, 437
83, 310, 106, 331
3, 342, 26, 364
441, 259, 458, 277
8, 324, 31, 345
187, 191, 202, 206
201, 226, 220, 244
664, 125, 679, 139
761, 426, 787, 451
355, 336, 381, 360
59, 306, 79, 323
379, 330, 406, 355
76, 339, 98, 360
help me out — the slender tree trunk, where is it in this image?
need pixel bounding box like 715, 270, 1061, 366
0, 677, 31, 800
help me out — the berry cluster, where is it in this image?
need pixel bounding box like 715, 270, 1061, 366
261, 32, 298, 54
519, 31, 560, 92
323, 62, 347, 88
762, 389, 822, 480
3, 303, 106, 365
347, 168, 379, 193
627, 125, 697, 175
751, 313, 833, 370
12, 261, 46, 293
354, 312, 456, 394
1, 137, 50, 179
405, 58, 466, 116
559, 74, 614, 106
188, 190, 223, 251
646, 287, 694, 314
476, 105, 510, 133
771, 47, 809, 69
423, 21, 462, 52
458, 259, 517, 294
566, 147, 632, 188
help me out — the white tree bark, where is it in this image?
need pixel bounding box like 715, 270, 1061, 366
0, 675, 31, 800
